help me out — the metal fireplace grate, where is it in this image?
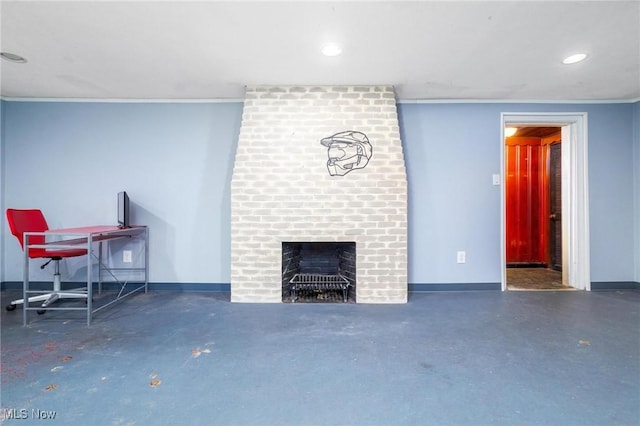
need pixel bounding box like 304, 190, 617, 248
289, 273, 350, 303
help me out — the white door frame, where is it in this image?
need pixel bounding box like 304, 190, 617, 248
500, 112, 591, 291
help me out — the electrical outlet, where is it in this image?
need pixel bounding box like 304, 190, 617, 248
123, 250, 132, 263
457, 251, 466, 264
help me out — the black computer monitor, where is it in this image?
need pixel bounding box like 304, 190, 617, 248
117, 191, 130, 228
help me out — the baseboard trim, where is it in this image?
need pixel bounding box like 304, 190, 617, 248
409, 283, 501, 292
591, 281, 640, 290
147, 283, 231, 292
0, 281, 90, 291
3, 281, 637, 292
0, 281, 231, 292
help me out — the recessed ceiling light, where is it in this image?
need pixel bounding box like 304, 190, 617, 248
505, 127, 518, 137
562, 53, 587, 65
321, 43, 342, 57
0, 52, 27, 63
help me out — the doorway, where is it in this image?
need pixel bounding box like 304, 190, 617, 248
500, 113, 590, 291
504, 127, 566, 290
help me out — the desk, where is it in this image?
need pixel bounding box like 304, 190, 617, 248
22, 226, 148, 326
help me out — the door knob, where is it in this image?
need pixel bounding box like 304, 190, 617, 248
549, 214, 557, 220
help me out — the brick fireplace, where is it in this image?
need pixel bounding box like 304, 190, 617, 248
230, 85, 407, 303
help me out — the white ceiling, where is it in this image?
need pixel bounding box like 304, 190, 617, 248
1, 1, 639, 101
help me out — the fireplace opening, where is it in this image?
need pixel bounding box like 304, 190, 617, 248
282, 242, 356, 303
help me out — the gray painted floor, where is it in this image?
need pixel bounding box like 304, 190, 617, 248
1, 289, 639, 426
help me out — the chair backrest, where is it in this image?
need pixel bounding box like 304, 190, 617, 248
6, 209, 49, 253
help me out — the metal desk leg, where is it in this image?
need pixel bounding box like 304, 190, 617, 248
144, 227, 149, 293
98, 241, 103, 296
23, 236, 29, 326
87, 235, 93, 327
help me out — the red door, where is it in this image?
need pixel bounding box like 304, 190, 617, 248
505, 138, 546, 265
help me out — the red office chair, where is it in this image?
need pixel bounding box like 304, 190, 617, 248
5, 209, 88, 313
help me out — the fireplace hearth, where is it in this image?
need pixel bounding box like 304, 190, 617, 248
282, 242, 356, 303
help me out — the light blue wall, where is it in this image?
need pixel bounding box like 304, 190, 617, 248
397, 102, 637, 284
0, 101, 5, 282
1, 101, 242, 284
634, 102, 640, 282
1, 100, 638, 286
585, 103, 636, 282
398, 103, 502, 284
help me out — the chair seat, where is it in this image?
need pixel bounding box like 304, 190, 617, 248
28, 248, 88, 259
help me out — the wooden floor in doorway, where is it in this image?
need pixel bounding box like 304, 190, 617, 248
507, 267, 573, 291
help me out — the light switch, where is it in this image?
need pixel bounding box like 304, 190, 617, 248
492, 174, 501, 185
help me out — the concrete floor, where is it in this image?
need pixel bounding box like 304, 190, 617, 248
1, 289, 639, 426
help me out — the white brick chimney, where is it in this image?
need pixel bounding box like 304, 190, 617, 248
231, 86, 407, 303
